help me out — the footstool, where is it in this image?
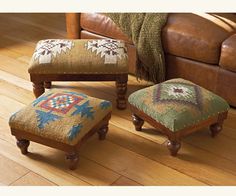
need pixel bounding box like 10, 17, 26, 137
128, 78, 229, 156
9, 89, 112, 170
28, 39, 128, 109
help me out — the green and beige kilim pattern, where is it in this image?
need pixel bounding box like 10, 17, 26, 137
128, 78, 229, 132
9, 89, 112, 145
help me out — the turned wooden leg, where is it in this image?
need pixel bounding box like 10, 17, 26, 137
116, 80, 127, 110
167, 140, 181, 156
132, 114, 144, 131
33, 82, 45, 98
44, 81, 52, 89
97, 124, 109, 140
16, 138, 30, 155
65, 152, 79, 170
210, 123, 223, 137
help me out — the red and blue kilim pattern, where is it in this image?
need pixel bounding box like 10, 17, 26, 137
39, 93, 83, 114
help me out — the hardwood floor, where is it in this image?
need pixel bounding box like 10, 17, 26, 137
0, 13, 236, 186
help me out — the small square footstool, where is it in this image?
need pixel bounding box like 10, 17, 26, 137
128, 78, 229, 156
28, 39, 128, 109
9, 89, 112, 170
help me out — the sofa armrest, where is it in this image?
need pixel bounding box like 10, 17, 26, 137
65, 13, 81, 39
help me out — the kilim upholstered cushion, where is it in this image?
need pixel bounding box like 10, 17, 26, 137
28, 39, 128, 74
28, 39, 128, 110
128, 78, 230, 132
9, 89, 112, 146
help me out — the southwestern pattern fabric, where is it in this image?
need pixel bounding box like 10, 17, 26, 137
29, 39, 128, 74
9, 89, 112, 145
128, 78, 229, 132
32, 39, 74, 64
85, 39, 127, 64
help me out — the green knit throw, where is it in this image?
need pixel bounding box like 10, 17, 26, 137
106, 13, 168, 83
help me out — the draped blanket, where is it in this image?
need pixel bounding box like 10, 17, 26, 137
106, 13, 168, 83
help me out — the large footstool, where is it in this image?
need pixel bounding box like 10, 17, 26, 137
9, 89, 112, 169
28, 39, 128, 109
128, 78, 229, 156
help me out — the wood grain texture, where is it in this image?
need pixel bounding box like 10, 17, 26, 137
0, 154, 29, 185
112, 176, 141, 186
0, 13, 236, 186
10, 172, 55, 186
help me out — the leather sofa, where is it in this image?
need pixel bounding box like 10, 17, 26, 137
65, 13, 236, 107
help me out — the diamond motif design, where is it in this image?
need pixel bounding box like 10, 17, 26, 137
39, 93, 83, 114
153, 82, 202, 109
86, 39, 127, 64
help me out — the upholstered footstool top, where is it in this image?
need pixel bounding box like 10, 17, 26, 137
128, 78, 229, 132
27, 38, 128, 110
28, 39, 128, 74
128, 78, 229, 156
9, 89, 112, 146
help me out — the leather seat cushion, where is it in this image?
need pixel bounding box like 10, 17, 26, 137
219, 34, 236, 72
80, 13, 133, 44
162, 13, 236, 64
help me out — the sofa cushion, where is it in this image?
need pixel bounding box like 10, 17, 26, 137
162, 13, 236, 64
81, 13, 133, 44
9, 89, 112, 146
219, 34, 236, 72
128, 78, 229, 132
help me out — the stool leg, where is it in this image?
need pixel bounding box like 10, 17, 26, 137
167, 140, 181, 156
210, 123, 223, 137
44, 81, 52, 89
98, 124, 109, 140
65, 152, 79, 170
33, 82, 45, 98
16, 138, 30, 155
132, 114, 144, 131
116, 80, 127, 110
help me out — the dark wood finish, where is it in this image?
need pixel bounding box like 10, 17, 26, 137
129, 104, 228, 156
65, 152, 79, 170
65, 13, 80, 39
167, 140, 181, 156
97, 124, 109, 140
44, 81, 51, 89
33, 82, 45, 98
131, 113, 144, 131
16, 138, 30, 155
210, 123, 222, 137
116, 80, 127, 110
30, 73, 128, 109
11, 112, 111, 170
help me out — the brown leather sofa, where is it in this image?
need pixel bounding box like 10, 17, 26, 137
65, 13, 236, 107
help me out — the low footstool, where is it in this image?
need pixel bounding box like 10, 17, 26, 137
128, 78, 229, 156
9, 89, 112, 169
28, 39, 128, 109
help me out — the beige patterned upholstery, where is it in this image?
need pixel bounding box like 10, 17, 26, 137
28, 39, 128, 74
9, 89, 112, 146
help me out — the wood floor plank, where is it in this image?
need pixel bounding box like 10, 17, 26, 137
79, 137, 206, 186
0, 154, 29, 185
106, 123, 236, 185
112, 176, 141, 186
0, 138, 89, 186
0, 54, 29, 80
184, 128, 236, 162
10, 172, 56, 186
